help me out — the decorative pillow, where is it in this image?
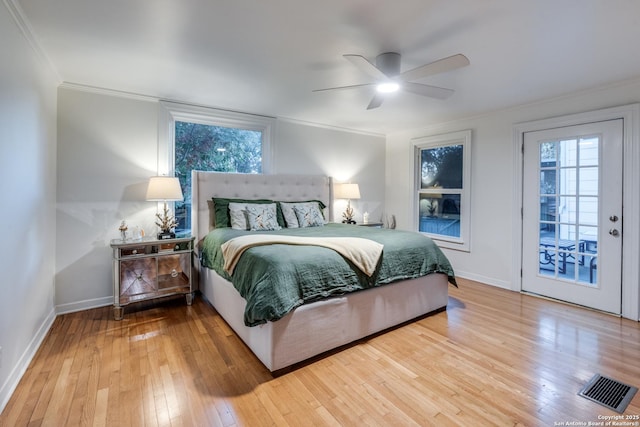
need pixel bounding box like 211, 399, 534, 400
228, 202, 250, 230
279, 200, 327, 228
246, 204, 282, 231
293, 204, 325, 228
212, 197, 277, 228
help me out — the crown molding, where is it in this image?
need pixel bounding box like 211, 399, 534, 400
59, 82, 160, 103
59, 82, 381, 139
3, 0, 61, 83
277, 116, 385, 139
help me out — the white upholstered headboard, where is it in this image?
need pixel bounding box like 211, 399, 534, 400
191, 171, 333, 247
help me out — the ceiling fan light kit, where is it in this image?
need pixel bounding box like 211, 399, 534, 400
376, 82, 400, 93
314, 52, 469, 110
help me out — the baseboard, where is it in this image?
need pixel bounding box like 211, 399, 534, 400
0, 307, 56, 414
55, 296, 113, 315
1, 297, 114, 412
454, 270, 513, 290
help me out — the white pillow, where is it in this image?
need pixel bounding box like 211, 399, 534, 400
280, 202, 324, 228
293, 204, 325, 228
228, 202, 279, 230
228, 202, 249, 230
246, 204, 281, 231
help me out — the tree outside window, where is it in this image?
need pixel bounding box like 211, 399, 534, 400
174, 122, 263, 233
159, 101, 273, 235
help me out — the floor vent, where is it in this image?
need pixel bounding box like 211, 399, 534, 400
578, 373, 638, 413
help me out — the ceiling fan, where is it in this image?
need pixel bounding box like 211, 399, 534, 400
313, 52, 469, 110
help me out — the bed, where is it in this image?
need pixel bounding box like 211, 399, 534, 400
191, 171, 455, 372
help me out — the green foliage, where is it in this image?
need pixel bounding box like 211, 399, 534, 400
174, 121, 262, 203
540, 141, 556, 162
173, 121, 262, 231
421, 144, 463, 188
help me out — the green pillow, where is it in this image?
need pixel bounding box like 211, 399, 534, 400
213, 197, 286, 228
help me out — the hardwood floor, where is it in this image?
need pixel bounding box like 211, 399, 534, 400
2, 278, 639, 426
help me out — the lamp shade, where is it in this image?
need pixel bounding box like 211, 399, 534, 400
146, 176, 183, 201
334, 183, 361, 200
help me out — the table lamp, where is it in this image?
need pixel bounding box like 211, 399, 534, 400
146, 176, 183, 239
334, 183, 360, 224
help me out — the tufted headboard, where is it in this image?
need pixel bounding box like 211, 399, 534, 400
191, 171, 333, 248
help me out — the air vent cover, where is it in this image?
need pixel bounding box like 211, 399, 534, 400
578, 373, 638, 413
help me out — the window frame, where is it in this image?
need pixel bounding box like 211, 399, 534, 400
158, 101, 274, 177
157, 101, 275, 234
412, 129, 472, 252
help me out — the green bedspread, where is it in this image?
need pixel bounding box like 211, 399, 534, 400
201, 223, 456, 326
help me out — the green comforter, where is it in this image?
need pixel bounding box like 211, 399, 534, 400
201, 223, 456, 326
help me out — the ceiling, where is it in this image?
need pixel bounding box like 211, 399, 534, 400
15, 0, 640, 135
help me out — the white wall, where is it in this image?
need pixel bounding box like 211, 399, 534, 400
56, 88, 159, 311
55, 88, 387, 312
274, 119, 386, 223
0, 3, 58, 411
386, 78, 640, 291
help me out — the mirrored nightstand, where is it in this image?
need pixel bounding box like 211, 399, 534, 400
110, 236, 195, 320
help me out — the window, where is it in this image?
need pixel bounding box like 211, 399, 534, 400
413, 130, 471, 251
159, 102, 274, 234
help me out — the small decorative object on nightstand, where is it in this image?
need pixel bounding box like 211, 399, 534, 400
118, 220, 128, 241
334, 182, 360, 224
146, 176, 183, 239
110, 235, 195, 320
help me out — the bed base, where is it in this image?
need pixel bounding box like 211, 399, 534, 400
191, 171, 450, 372
200, 267, 449, 372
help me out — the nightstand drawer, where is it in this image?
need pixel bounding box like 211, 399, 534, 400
159, 241, 191, 252
157, 253, 190, 290
120, 245, 151, 257
119, 257, 157, 304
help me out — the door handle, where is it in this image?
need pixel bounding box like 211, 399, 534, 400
609, 229, 620, 237
609, 215, 619, 222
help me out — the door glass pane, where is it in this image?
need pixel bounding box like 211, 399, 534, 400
539, 228, 557, 276
537, 136, 599, 285
540, 141, 557, 165
579, 197, 598, 226
559, 196, 577, 224
580, 167, 598, 195
540, 196, 557, 222
559, 139, 577, 167
579, 137, 598, 166
540, 170, 556, 194
560, 168, 576, 195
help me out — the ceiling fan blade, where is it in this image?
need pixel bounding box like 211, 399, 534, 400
312, 83, 375, 92
366, 93, 385, 110
400, 54, 469, 82
402, 82, 455, 100
344, 54, 388, 80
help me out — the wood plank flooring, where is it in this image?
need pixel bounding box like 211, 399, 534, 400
2, 278, 639, 426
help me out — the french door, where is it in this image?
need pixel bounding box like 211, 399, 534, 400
522, 119, 623, 314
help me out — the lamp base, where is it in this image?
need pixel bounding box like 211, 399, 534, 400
157, 231, 175, 240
